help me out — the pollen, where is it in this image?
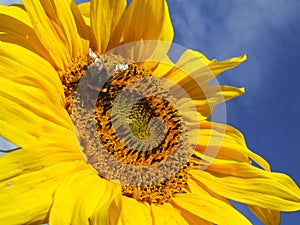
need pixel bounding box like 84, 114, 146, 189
63, 50, 192, 204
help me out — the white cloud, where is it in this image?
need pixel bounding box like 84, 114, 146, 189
1, 0, 22, 5
168, 0, 300, 106
169, 0, 299, 55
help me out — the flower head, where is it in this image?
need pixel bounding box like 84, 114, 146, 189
0, 0, 299, 225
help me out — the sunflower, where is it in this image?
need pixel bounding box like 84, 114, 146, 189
0, 0, 299, 225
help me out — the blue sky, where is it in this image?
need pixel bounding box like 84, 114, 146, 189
1, 0, 300, 224
166, 0, 300, 224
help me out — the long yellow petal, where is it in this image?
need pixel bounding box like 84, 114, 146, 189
0, 5, 56, 67
191, 50, 247, 78
49, 167, 122, 225
159, 49, 246, 86
182, 178, 229, 225
178, 209, 213, 225
172, 84, 244, 119
151, 203, 190, 225
108, 0, 173, 49
0, 142, 84, 224
90, 0, 126, 53
78, 2, 90, 17
193, 121, 270, 170
78, 2, 90, 26
191, 162, 300, 211
188, 85, 245, 117
0, 42, 69, 147
171, 193, 252, 225
118, 197, 152, 225
22, 0, 89, 71
248, 205, 280, 225
156, 54, 245, 118
187, 177, 231, 206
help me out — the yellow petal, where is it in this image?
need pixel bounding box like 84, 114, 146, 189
191, 162, 300, 211
177, 208, 213, 225
107, 194, 123, 225
90, 0, 126, 53
191, 50, 247, 77
187, 176, 231, 206
0, 42, 73, 147
248, 205, 280, 225
119, 197, 152, 225
70, 0, 91, 51
78, 2, 90, 26
151, 203, 189, 225
161, 49, 212, 85
177, 178, 223, 225
188, 85, 245, 118
0, 41, 64, 103
193, 121, 270, 170
22, 0, 89, 70
0, 42, 69, 147
152, 58, 174, 77
178, 106, 207, 124
0, 5, 56, 67
49, 167, 122, 225
157, 0, 174, 42
156, 53, 245, 118
188, 85, 244, 102
160, 49, 246, 86
108, 0, 173, 49
172, 84, 244, 120
0, 142, 84, 224
171, 193, 252, 225
78, 1, 90, 18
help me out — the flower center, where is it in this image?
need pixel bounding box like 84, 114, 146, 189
62, 51, 191, 204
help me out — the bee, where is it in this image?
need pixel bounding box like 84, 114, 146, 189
86, 66, 110, 93
76, 49, 110, 109
86, 48, 109, 93
80, 49, 129, 108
